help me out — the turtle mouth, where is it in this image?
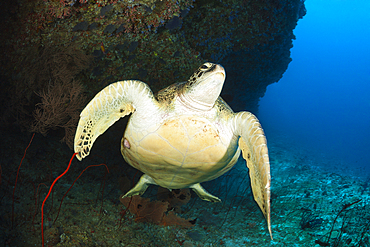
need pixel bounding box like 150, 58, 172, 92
196, 71, 225, 85
214, 72, 225, 80
203, 72, 225, 85
190, 64, 225, 84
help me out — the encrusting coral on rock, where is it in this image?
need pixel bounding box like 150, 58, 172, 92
0, 0, 305, 146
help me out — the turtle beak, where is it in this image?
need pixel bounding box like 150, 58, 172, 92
201, 64, 225, 90
210, 64, 225, 75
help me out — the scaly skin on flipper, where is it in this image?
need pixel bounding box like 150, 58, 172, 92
232, 112, 272, 239
189, 183, 221, 202
74, 80, 156, 161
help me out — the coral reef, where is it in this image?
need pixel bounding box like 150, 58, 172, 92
300, 208, 323, 230
120, 195, 169, 224
3, 114, 369, 246
162, 211, 193, 228
157, 187, 191, 213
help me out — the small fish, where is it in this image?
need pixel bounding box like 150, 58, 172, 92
100, 42, 106, 54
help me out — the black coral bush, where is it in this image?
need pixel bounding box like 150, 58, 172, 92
1, 43, 92, 148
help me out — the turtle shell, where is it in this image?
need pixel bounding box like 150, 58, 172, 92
121, 115, 240, 189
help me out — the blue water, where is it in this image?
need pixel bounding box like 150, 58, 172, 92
259, 0, 370, 178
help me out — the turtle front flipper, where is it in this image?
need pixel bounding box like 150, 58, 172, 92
74, 80, 155, 161
232, 112, 272, 239
189, 183, 221, 202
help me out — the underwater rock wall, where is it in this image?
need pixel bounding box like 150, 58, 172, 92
0, 0, 305, 143
183, 0, 306, 112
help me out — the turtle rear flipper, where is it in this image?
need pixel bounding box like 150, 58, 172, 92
232, 112, 272, 239
189, 183, 221, 202
74, 80, 155, 161
121, 174, 155, 198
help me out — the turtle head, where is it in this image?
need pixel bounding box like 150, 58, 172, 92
179, 62, 225, 111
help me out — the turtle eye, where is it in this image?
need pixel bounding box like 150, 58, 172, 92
200, 64, 209, 70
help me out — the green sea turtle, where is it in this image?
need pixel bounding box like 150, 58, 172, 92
74, 62, 272, 238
